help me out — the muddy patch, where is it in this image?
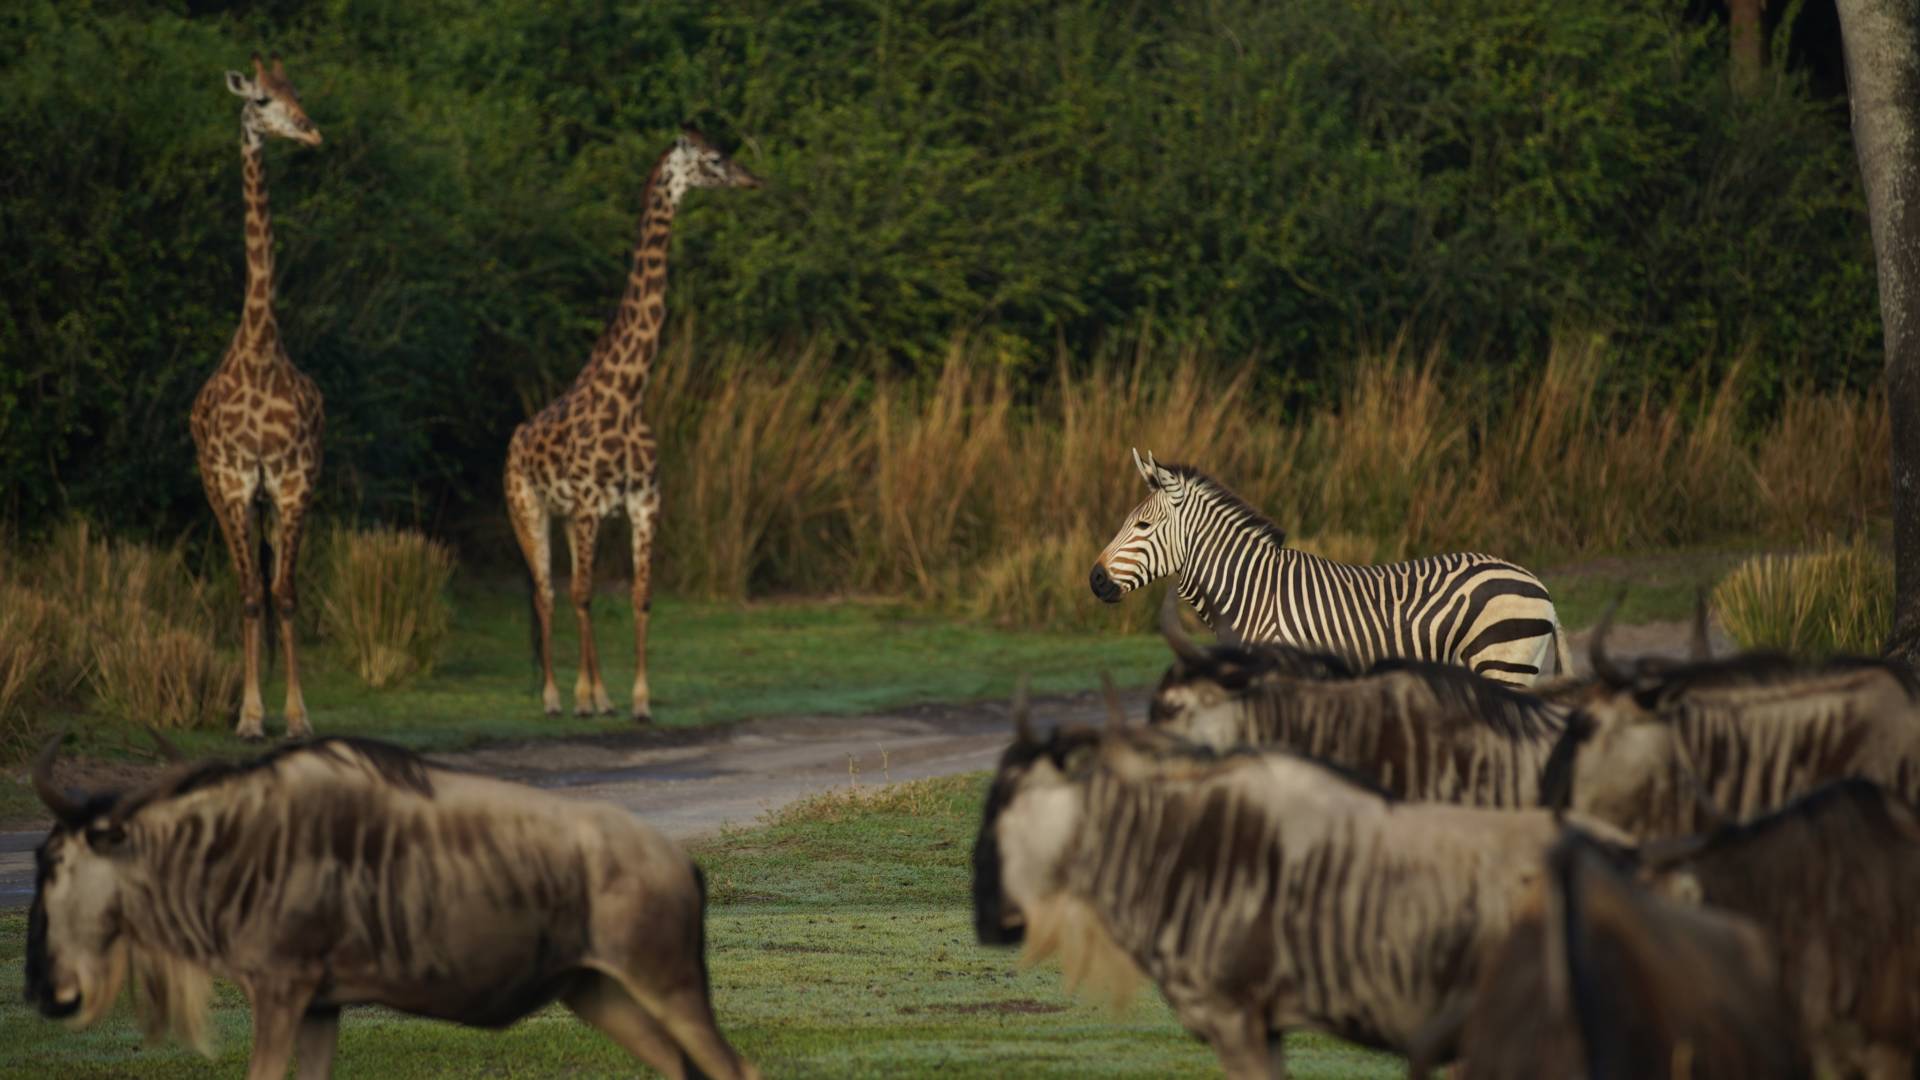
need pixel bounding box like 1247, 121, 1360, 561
899, 999, 1068, 1016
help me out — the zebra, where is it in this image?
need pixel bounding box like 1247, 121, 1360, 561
1089, 449, 1570, 685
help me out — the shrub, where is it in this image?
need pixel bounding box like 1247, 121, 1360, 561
1712, 536, 1894, 656
1, 520, 242, 740
88, 617, 242, 731
319, 526, 457, 687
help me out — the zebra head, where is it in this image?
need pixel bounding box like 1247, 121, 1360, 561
1090, 449, 1189, 603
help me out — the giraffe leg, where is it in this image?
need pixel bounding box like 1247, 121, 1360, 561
566, 515, 615, 716
210, 493, 267, 740
507, 471, 562, 715
271, 493, 312, 739
626, 484, 660, 724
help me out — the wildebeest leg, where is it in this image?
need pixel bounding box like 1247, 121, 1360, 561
243, 982, 315, 1080
292, 1005, 339, 1080
563, 972, 686, 1078
648, 984, 759, 1080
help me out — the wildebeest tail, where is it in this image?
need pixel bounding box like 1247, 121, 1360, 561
685, 861, 717, 1080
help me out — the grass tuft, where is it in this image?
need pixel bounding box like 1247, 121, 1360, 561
319, 526, 458, 688
1712, 536, 1893, 656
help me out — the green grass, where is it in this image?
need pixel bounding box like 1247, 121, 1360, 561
12, 581, 1175, 759
0, 773, 1402, 1078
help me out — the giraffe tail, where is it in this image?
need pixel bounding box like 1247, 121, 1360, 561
524, 558, 541, 679
256, 495, 275, 676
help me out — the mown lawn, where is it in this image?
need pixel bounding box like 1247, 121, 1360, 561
0, 773, 1404, 1078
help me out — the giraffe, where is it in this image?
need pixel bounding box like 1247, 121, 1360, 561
505, 129, 760, 721
188, 54, 325, 740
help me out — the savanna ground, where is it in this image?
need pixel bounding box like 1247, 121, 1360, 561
0, 555, 1735, 1078
0, 554, 1726, 831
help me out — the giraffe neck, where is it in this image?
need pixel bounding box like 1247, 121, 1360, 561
236, 134, 280, 361
586, 154, 684, 397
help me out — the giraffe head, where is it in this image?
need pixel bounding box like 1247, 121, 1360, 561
225, 53, 322, 149
659, 127, 762, 205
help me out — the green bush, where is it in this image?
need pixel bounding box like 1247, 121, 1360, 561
1712, 536, 1894, 657
0, 0, 1879, 550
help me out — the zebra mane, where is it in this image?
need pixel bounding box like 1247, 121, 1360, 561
1620, 651, 1920, 705
117, 737, 435, 819
1161, 464, 1289, 550
1367, 658, 1567, 740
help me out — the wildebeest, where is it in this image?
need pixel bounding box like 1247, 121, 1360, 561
1539, 613, 1920, 838
971, 694, 1624, 1079
1637, 779, 1920, 1079
1149, 593, 1568, 807
1412, 828, 1808, 1080
25, 735, 758, 1080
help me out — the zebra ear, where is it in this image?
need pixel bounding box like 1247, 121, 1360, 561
1132, 448, 1157, 487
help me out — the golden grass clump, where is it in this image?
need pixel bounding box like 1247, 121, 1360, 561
1712, 536, 1893, 656
769, 772, 975, 827
643, 329, 1888, 630
89, 621, 242, 731
319, 525, 457, 687
9, 521, 241, 734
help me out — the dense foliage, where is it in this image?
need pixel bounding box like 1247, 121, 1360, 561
0, 0, 1880, 545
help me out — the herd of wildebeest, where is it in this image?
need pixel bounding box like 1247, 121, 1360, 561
22, 579, 1920, 1080
16, 48, 1918, 1080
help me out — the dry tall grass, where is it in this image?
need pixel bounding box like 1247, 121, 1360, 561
319, 525, 458, 687
1713, 536, 1894, 656
640, 332, 1888, 629
2, 521, 242, 736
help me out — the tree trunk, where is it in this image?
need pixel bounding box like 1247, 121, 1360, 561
1729, 0, 1767, 96
1832, 0, 1920, 669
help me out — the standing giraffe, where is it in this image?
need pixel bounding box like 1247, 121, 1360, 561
189, 54, 324, 740
506, 129, 759, 720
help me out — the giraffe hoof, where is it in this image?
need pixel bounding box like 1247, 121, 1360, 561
236, 730, 267, 744
632, 710, 653, 726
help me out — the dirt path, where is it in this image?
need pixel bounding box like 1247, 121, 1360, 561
0, 618, 1716, 909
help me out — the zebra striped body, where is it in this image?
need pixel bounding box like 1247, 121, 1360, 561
974, 726, 1603, 1076
1092, 452, 1568, 685
1151, 649, 1570, 807
1542, 653, 1920, 839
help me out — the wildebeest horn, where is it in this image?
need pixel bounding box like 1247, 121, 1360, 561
1690, 587, 1712, 662
1098, 671, 1126, 730
1160, 590, 1207, 663
1011, 675, 1036, 745
147, 727, 186, 763
32, 732, 85, 826
1587, 591, 1628, 686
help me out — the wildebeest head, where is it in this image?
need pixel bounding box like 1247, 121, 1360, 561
972, 682, 1103, 947
25, 736, 147, 1029
1147, 589, 1351, 744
